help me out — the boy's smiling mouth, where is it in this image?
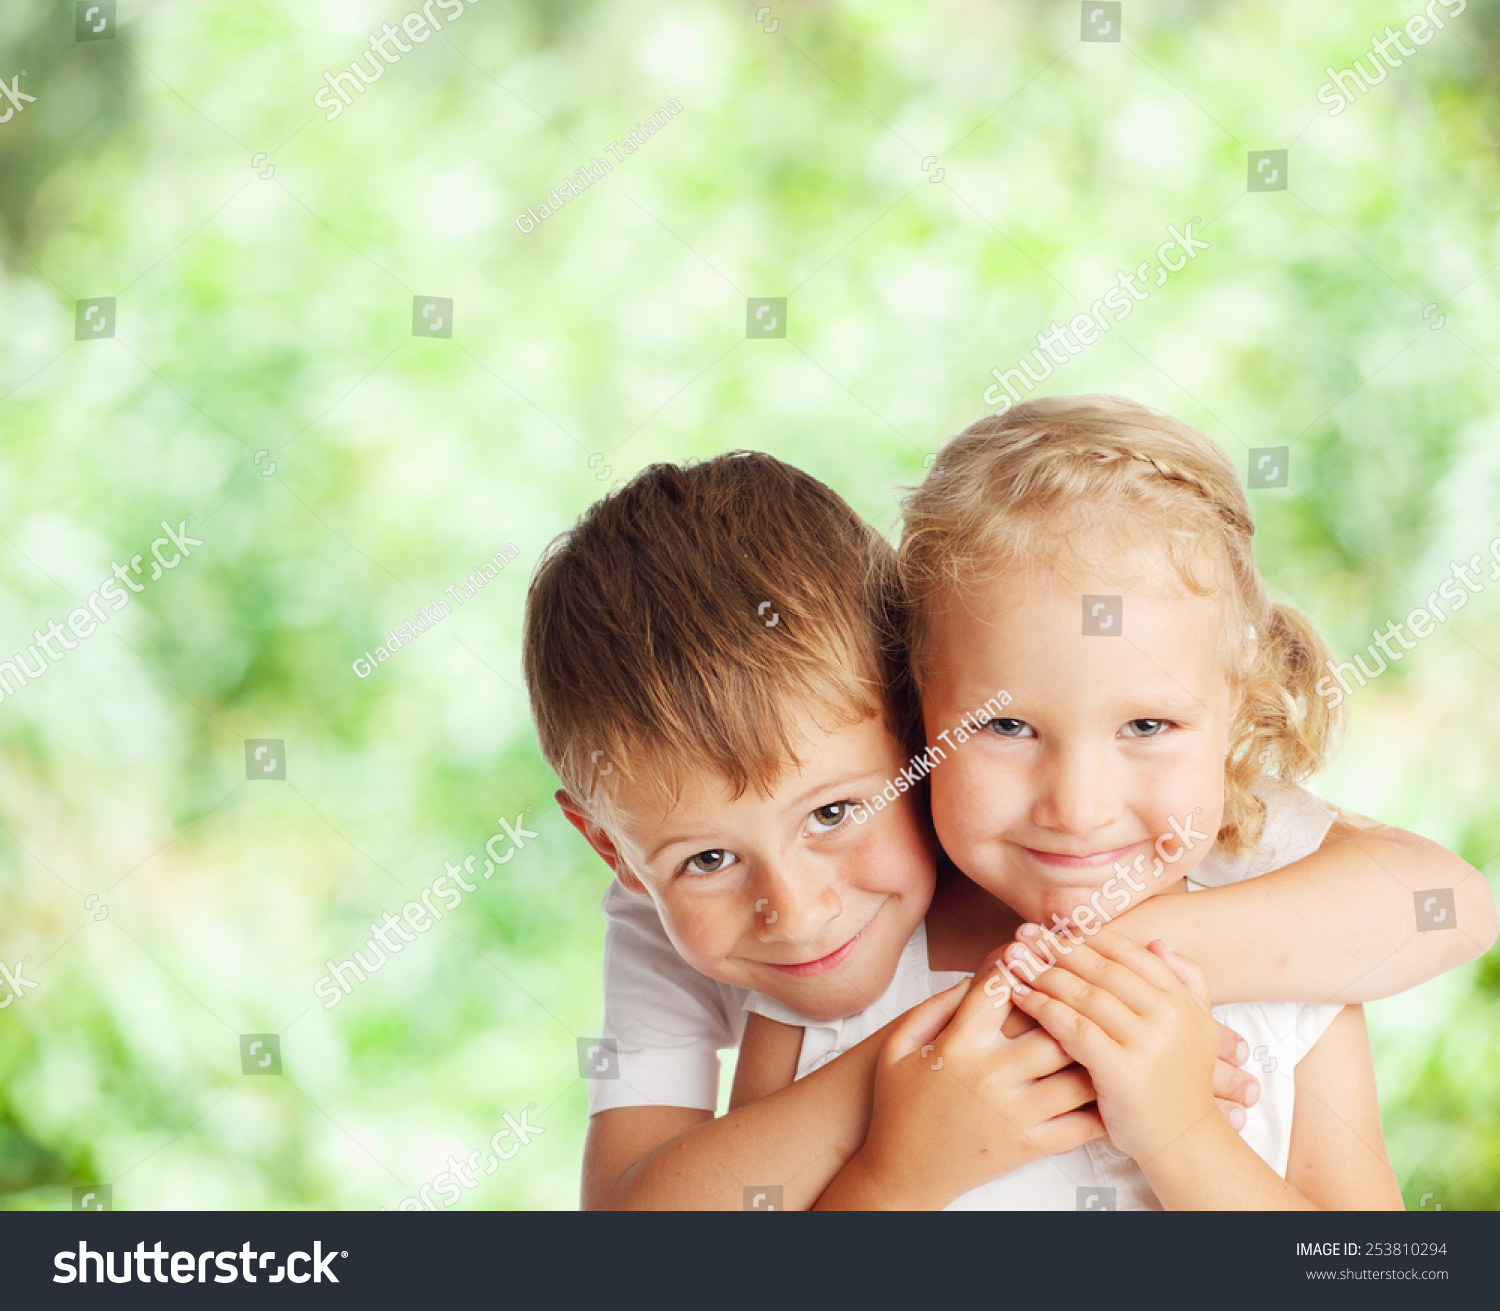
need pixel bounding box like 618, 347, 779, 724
761, 918, 875, 978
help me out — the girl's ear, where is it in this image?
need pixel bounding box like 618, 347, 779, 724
556, 789, 648, 894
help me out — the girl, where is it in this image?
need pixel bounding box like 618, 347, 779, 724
747, 393, 1460, 1208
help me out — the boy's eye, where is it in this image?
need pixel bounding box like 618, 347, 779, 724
984, 718, 1034, 738
683, 849, 737, 876
808, 801, 853, 832
1121, 719, 1170, 738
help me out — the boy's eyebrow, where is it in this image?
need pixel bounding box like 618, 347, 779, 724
643, 767, 886, 865
785, 767, 886, 812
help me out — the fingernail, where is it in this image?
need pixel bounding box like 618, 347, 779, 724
1011, 979, 1032, 995
1230, 1106, 1246, 1130
1245, 1080, 1260, 1107
1018, 923, 1040, 940
1235, 1040, 1248, 1064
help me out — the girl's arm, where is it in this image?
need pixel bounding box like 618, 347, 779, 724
1283, 1006, 1404, 1208
1108, 819, 1496, 1005
1009, 929, 1403, 1209
1136, 1007, 1402, 1210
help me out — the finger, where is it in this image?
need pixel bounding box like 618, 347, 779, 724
1000, 1003, 1040, 1041
1022, 1065, 1099, 1123
1009, 983, 1119, 1070
1215, 1098, 1248, 1134
1069, 922, 1185, 995
997, 1027, 1079, 1082
1006, 932, 1159, 1019
948, 955, 1020, 1040
1150, 939, 1210, 1004
1029, 1107, 1109, 1156
1212, 1058, 1260, 1109
1006, 952, 1142, 1044
1216, 1021, 1250, 1067
882, 978, 970, 1063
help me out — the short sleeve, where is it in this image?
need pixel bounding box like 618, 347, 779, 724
1190, 780, 1337, 888
587, 881, 748, 1115
1291, 1002, 1344, 1065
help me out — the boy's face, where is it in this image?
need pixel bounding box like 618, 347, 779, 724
562, 710, 935, 1023
922, 547, 1238, 930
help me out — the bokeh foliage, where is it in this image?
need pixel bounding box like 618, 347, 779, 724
0, 0, 1496, 1209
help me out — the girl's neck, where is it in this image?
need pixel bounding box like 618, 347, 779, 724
923, 857, 1025, 974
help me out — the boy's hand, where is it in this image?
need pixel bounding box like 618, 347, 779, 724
1004, 926, 1224, 1163
1005, 928, 1260, 1133
845, 961, 1107, 1209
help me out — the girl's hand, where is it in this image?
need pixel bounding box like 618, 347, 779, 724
1003, 926, 1223, 1163
842, 953, 1106, 1209
1006, 925, 1260, 1133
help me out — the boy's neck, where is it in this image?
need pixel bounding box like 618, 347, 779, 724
924, 858, 1025, 974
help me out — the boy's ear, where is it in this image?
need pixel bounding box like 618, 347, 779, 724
556, 789, 648, 895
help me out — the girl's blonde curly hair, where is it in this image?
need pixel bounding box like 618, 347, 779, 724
899, 393, 1340, 857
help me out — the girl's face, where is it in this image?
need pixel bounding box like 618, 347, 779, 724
922, 547, 1241, 929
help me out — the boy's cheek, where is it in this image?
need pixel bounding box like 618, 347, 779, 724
650, 896, 744, 975
845, 808, 935, 896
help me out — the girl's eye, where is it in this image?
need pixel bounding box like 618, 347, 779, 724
1122, 719, 1170, 738
984, 718, 1034, 738
808, 801, 853, 833
683, 849, 738, 876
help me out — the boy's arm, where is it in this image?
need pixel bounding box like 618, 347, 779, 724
581, 1016, 890, 1210
1108, 820, 1496, 1005
583, 997, 1063, 1209
728, 1012, 803, 1110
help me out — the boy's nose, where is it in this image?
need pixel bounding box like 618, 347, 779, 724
753, 862, 842, 948
1031, 746, 1120, 837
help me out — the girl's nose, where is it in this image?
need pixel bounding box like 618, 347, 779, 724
1031, 745, 1120, 837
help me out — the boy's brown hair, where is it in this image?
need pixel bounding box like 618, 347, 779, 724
524, 452, 912, 822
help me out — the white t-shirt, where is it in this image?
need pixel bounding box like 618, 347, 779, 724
739, 779, 1344, 1208
586, 880, 747, 1115
588, 781, 1342, 1206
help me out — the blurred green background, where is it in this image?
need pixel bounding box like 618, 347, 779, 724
0, 0, 1496, 1210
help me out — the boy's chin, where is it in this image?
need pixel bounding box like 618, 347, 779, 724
754, 974, 890, 1025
